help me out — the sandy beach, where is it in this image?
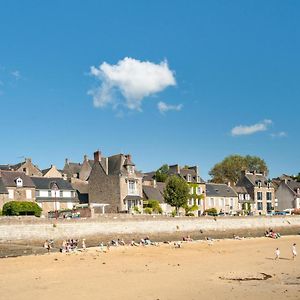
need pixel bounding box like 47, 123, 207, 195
0, 235, 299, 300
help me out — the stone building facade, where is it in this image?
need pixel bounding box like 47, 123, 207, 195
235, 171, 275, 215
89, 151, 143, 213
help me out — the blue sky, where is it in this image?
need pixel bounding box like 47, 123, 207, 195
0, 1, 299, 179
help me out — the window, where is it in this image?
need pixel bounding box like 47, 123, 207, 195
196, 176, 201, 183
245, 194, 250, 200
48, 190, 51, 197
196, 187, 202, 195
187, 174, 191, 182
189, 198, 194, 206
127, 166, 134, 174
197, 199, 201, 206
60, 191, 63, 198
26, 190, 32, 199
16, 178, 23, 188
257, 192, 263, 200
220, 198, 225, 207
267, 202, 272, 211
257, 181, 262, 188
230, 198, 234, 208
190, 187, 194, 194
267, 182, 271, 189
239, 194, 244, 201
8, 189, 14, 199
257, 202, 263, 210
128, 180, 137, 195
266, 192, 272, 201
35, 190, 40, 197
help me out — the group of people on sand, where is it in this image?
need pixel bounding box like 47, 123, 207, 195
43, 239, 54, 253
60, 239, 86, 253
274, 243, 297, 260
265, 228, 281, 239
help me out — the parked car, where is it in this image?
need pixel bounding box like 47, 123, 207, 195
274, 211, 287, 216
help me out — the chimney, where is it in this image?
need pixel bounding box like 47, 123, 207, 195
126, 154, 132, 162
94, 150, 101, 162
65, 158, 69, 165
227, 182, 231, 187
25, 158, 31, 163
84, 154, 88, 161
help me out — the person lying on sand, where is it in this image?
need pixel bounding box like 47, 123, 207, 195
131, 239, 139, 247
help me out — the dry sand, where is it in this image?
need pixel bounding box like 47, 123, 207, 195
0, 236, 299, 300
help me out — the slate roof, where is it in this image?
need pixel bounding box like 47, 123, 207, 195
206, 183, 238, 198
31, 177, 75, 190
0, 164, 12, 171
0, 171, 35, 187
143, 185, 164, 203
232, 186, 248, 194
63, 162, 82, 177
71, 179, 89, 194
286, 181, 300, 195
244, 173, 272, 188
0, 178, 8, 194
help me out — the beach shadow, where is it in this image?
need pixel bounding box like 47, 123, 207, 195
265, 257, 274, 260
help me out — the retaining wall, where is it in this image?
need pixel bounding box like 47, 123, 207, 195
0, 215, 299, 243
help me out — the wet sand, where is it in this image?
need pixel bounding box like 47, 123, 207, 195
0, 236, 299, 300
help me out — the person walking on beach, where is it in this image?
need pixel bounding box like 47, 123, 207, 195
292, 243, 297, 260
275, 248, 280, 260
82, 239, 86, 251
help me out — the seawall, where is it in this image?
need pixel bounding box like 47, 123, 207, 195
0, 215, 299, 245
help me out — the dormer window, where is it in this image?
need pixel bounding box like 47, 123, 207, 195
196, 176, 200, 183
267, 182, 271, 189
16, 177, 23, 188
187, 174, 191, 182
257, 181, 262, 188
127, 165, 134, 174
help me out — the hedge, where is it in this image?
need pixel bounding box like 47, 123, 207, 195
2, 201, 42, 217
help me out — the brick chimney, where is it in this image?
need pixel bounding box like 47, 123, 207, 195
94, 150, 101, 162
84, 154, 88, 161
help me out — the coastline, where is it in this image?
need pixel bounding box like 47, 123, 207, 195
0, 235, 299, 300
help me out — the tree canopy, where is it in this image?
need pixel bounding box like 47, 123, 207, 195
163, 175, 190, 214
209, 154, 269, 184
155, 164, 169, 182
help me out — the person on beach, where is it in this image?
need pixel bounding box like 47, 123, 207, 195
292, 243, 297, 260
275, 248, 280, 260
82, 239, 86, 251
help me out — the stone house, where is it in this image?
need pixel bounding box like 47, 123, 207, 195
168, 165, 206, 216
0, 171, 36, 207
0, 177, 8, 208
88, 150, 143, 213
143, 181, 173, 215
0, 158, 42, 176
275, 179, 300, 211
205, 183, 239, 214
235, 171, 275, 215
42, 165, 63, 178
31, 177, 78, 215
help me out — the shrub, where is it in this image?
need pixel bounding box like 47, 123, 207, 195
2, 201, 42, 217
144, 207, 152, 214
133, 206, 141, 214
204, 208, 218, 216
144, 199, 162, 214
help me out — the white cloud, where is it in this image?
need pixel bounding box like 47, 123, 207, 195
271, 131, 287, 138
11, 70, 21, 80
158, 101, 183, 114
231, 119, 272, 136
88, 57, 176, 111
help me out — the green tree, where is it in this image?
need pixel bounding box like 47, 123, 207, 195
209, 155, 268, 184
163, 175, 190, 215
155, 164, 169, 182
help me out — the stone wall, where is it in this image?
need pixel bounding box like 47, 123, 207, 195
0, 215, 299, 243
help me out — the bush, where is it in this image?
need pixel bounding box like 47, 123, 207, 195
133, 206, 141, 214
144, 207, 152, 214
2, 201, 42, 217
204, 208, 218, 216
143, 199, 162, 214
